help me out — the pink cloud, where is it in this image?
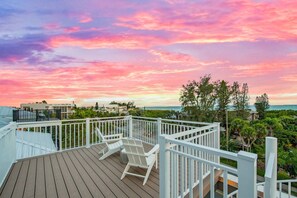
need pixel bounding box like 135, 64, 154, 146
79, 15, 93, 23
116, 0, 297, 43
48, 34, 169, 49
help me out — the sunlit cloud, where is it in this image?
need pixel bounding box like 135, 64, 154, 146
0, 0, 297, 106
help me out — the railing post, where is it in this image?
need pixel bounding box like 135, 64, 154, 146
214, 122, 220, 163
157, 118, 162, 143
159, 135, 170, 198
59, 121, 62, 151
264, 137, 277, 198
86, 118, 90, 148
238, 151, 257, 198
129, 115, 133, 138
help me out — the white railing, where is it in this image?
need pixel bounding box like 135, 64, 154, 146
131, 116, 211, 145
0, 123, 16, 187
257, 180, 297, 198
160, 132, 258, 198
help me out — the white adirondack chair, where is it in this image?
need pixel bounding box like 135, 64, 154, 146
96, 128, 123, 160
121, 138, 159, 185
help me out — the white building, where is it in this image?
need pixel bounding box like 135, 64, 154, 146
20, 103, 74, 119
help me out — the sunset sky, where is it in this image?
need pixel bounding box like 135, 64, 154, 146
0, 0, 297, 107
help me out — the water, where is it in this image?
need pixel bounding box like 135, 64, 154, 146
144, 105, 297, 112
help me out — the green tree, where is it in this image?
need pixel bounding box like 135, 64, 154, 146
215, 80, 233, 125
232, 82, 250, 119
255, 93, 269, 119
240, 125, 256, 151
180, 75, 216, 122
95, 102, 99, 110
263, 117, 283, 136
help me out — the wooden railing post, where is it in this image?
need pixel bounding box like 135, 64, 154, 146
159, 135, 170, 198
264, 137, 277, 198
238, 151, 258, 198
129, 115, 133, 138
86, 118, 90, 148
157, 118, 162, 143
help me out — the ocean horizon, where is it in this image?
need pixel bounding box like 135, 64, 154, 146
144, 104, 297, 112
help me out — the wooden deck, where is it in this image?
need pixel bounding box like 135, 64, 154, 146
0, 143, 159, 198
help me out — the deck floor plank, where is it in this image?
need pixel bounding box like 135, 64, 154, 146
0, 162, 22, 198
60, 152, 93, 198
83, 147, 148, 198
23, 158, 37, 198
0, 143, 160, 198
35, 157, 46, 198
72, 150, 117, 198
66, 151, 104, 197
50, 154, 69, 198
75, 148, 129, 198
55, 153, 81, 198
11, 160, 30, 198
87, 146, 155, 198
44, 155, 58, 198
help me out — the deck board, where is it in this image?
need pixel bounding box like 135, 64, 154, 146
0, 143, 160, 198
23, 158, 37, 198
11, 160, 29, 198
1, 162, 22, 197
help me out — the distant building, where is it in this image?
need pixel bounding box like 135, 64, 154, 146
20, 103, 74, 119
96, 104, 128, 115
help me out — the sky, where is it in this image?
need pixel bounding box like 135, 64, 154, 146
0, 0, 297, 107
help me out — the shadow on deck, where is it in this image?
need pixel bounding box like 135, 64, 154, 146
0, 143, 159, 198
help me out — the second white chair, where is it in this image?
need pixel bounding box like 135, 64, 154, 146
121, 138, 159, 185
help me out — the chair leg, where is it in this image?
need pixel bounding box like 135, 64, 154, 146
143, 161, 155, 185
121, 164, 130, 180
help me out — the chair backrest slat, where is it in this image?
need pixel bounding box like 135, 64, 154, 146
96, 128, 105, 141
122, 139, 147, 167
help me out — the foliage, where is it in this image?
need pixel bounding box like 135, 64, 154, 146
215, 80, 233, 126
255, 93, 269, 119
69, 107, 118, 119
95, 102, 99, 110
129, 108, 176, 119
180, 75, 216, 122
110, 101, 136, 109
232, 82, 250, 119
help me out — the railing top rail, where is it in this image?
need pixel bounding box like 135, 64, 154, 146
62, 118, 86, 122
89, 116, 128, 121
163, 135, 238, 161
132, 116, 214, 126
169, 149, 238, 174
0, 123, 15, 139
132, 116, 159, 121
276, 179, 297, 183
167, 124, 217, 139
16, 120, 61, 127
161, 118, 212, 126
16, 120, 61, 126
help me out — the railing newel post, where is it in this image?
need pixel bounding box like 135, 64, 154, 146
86, 118, 90, 148
157, 117, 162, 144
238, 151, 257, 198
129, 115, 133, 138
159, 135, 170, 198
59, 121, 62, 151
264, 137, 277, 198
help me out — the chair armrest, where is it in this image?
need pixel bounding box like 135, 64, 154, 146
145, 144, 159, 157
